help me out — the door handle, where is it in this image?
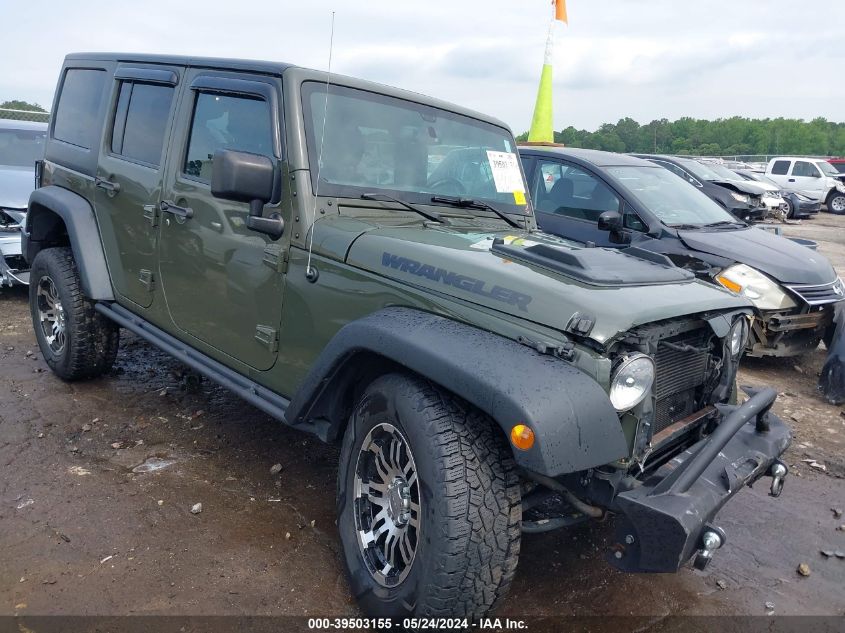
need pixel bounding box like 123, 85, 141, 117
160, 200, 194, 219
95, 178, 121, 194
788, 178, 795, 182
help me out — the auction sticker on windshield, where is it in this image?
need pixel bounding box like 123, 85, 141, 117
486, 150, 525, 196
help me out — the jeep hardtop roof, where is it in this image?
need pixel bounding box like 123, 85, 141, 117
64, 52, 511, 131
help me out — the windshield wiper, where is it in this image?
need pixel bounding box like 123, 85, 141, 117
701, 220, 746, 228
361, 192, 444, 224
430, 195, 521, 229
666, 223, 703, 230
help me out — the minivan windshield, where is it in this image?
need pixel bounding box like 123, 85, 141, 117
0, 128, 46, 168
302, 82, 530, 216
607, 165, 738, 226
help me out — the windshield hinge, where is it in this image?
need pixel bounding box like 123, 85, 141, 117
262, 243, 288, 274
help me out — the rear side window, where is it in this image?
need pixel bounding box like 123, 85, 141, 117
183, 92, 272, 182
792, 161, 819, 178
110, 82, 174, 166
770, 160, 790, 175
53, 69, 107, 149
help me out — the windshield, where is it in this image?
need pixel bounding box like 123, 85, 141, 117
817, 161, 839, 176
0, 128, 46, 168
302, 82, 529, 215
606, 165, 737, 226
703, 162, 741, 181
675, 158, 723, 182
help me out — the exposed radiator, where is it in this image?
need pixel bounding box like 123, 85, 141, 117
653, 333, 710, 433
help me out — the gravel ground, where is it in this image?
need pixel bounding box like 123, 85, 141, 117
1, 215, 844, 626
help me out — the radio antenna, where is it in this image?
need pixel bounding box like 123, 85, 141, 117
305, 10, 335, 282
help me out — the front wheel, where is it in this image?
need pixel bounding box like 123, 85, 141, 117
827, 190, 845, 215
337, 374, 521, 620
29, 247, 119, 380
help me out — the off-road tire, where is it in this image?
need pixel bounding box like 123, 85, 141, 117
827, 190, 845, 215
337, 373, 521, 621
29, 247, 119, 380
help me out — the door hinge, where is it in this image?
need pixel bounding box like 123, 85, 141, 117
142, 204, 159, 227
139, 269, 154, 291
254, 325, 279, 353
262, 243, 289, 274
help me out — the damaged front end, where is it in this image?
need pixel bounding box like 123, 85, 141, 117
0, 208, 29, 287
521, 310, 791, 573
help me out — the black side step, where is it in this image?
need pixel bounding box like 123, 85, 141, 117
95, 302, 290, 422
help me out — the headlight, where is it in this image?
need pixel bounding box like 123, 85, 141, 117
728, 318, 748, 357
730, 192, 750, 204
715, 264, 797, 311
609, 353, 655, 412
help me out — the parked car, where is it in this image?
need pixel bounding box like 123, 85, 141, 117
519, 146, 844, 357
765, 157, 845, 214
631, 154, 769, 222
699, 160, 787, 218
22, 52, 791, 620
0, 118, 46, 286
828, 158, 845, 174
734, 169, 820, 219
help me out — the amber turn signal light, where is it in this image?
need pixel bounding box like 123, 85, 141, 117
716, 275, 742, 294
510, 424, 535, 450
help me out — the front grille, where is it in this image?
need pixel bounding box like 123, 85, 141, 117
786, 279, 845, 306
652, 333, 710, 433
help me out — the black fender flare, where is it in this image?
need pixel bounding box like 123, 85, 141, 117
286, 307, 628, 477
24, 186, 114, 300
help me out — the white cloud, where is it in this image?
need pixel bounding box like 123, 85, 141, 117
0, 0, 840, 132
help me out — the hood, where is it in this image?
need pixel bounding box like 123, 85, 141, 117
344, 224, 748, 345
678, 226, 836, 285
710, 179, 766, 196
0, 167, 35, 210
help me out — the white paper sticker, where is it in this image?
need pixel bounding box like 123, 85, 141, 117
486, 151, 525, 194
469, 235, 540, 250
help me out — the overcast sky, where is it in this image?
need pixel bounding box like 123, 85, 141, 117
1, 0, 840, 133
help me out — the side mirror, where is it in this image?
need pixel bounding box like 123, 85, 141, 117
598, 210, 631, 244
597, 210, 623, 232
211, 149, 284, 239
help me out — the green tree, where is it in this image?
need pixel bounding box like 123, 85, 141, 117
518, 116, 845, 156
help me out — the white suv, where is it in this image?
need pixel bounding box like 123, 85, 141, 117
765, 157, 845, 214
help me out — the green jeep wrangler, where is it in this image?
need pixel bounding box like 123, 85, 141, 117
24, 53, 791, 620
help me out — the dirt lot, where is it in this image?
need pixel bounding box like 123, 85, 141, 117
2, 216, 845, 627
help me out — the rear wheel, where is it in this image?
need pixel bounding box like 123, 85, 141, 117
29, 247, 119, 380
827, 190, 845, 215
337, 373, 521, 620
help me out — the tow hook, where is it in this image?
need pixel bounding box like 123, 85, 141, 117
768, 460, 788, 497
693, 526, 726, 571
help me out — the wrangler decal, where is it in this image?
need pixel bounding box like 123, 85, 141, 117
381, 252, 532, 311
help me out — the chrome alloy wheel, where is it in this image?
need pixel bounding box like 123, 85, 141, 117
353, 422, 421, 587
36, 275, 66, 354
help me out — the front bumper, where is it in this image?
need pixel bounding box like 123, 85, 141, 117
0, 232, 29, 286
608, 387, 791, 573
747, 306, 834, 357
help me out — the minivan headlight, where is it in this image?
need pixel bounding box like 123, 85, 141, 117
729, 318, 748, 357
715, 264, 797, 311
609, 353, 655, 412
730, 192, 750, 204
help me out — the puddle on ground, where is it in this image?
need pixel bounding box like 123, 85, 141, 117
132, 457, 178, 474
